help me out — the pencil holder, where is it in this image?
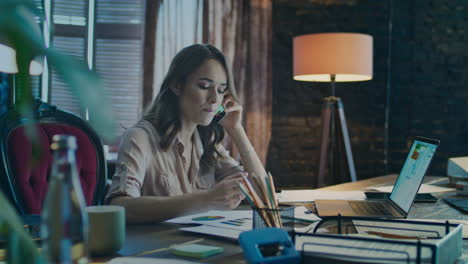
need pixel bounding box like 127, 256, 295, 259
252, 206, 295, 232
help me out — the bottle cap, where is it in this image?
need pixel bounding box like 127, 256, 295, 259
51, 134, 77, 150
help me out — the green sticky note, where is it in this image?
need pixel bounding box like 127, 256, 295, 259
172, 244, 224, 259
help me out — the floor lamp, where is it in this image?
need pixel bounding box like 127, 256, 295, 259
293, 33, 373, 187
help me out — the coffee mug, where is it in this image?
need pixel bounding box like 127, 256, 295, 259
86, 205, 125, 256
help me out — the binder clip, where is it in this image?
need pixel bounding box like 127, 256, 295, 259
239, 228, 301, 264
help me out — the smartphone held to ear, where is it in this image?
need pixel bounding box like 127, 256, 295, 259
212, 105, 227, 123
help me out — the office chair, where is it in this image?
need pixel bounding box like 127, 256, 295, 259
0, 99, 107, 216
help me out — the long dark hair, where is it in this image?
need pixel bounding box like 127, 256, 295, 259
143, 44, 239, 166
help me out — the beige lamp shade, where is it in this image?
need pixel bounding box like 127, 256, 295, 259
293, 33, 373, 82
0, 43, 43, 75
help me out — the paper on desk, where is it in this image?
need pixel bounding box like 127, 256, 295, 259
167, 207, 319, 226
295, 206, 321, 222
200, 206, 321, 233
402, 219, 468, 238
181, 220, 319, 240
107, 257, 203, 264
167, 210, 253, 232
165, 210, 251, 225
278, 190, 366, 203
199, 215, 252, 231
200, 207, 320, 232
365, 183, 455, 193
353, 220, 449, 239
176, 206, 321, 238
180, 225, 241, 240
351, 219, 463, 264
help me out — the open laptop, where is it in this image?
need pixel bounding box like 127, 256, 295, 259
315, 136, 440, 218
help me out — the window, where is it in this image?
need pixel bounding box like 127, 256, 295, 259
49, 0, 87, 116
35, 0, 145, 136
94, 0, 145, 134
30, 0, 45, 99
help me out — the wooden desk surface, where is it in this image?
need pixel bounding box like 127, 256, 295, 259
318, 175, 468, 221
95, 175, 468, 264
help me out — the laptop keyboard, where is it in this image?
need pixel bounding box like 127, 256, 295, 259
349, 201, 394, 216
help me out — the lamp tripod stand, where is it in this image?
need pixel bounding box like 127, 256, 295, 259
317, 74, 357, 187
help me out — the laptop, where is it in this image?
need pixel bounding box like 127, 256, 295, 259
315, 136, 440, 218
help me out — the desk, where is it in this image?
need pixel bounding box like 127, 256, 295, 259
95, 175, 468, 264
319, 175, 468, 221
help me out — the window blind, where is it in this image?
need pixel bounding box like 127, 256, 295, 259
30, 0, 44, 98
95, 0, 145, 135
42, 0, 144, 138
95, 39, 142, 134
33, 0, 44, 24
96, 0, 145, 24
52, 0, 87, 26
49, 36, 86, 116
48, 0, 87, 116
30, 75, 41, 98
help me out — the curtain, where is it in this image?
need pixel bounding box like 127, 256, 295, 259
151, 0, 204, 101
204, 0, 272, 165
147, 0, 272, 164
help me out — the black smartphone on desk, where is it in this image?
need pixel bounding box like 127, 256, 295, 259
365, 192, 438, 203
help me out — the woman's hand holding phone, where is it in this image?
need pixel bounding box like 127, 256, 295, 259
217, 94, 243, 130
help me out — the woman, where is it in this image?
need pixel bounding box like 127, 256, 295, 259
106, 44, 267, 223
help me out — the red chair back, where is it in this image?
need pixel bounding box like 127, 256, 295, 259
0, 99, 106, 215
9, 124, 98, 214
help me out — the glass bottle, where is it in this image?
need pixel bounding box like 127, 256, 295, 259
41, 135, 89, 264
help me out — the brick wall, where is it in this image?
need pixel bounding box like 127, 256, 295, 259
267, 0, 468, 188
388, 0, 468, 176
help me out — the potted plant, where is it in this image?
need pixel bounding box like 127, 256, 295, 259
0, 0, 115, 263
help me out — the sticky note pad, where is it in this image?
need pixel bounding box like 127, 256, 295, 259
172, 243, 224, 259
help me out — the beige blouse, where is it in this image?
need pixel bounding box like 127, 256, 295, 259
105, 120, 243, 202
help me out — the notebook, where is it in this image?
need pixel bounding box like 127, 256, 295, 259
172, 244, 223, 259
315, 136, 439, 218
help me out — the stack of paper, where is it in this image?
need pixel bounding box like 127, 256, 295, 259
296, 219, 463, 264
296, 235, 434, 263
277, 190, 366, 203
402, 219, 468, 238
447, 157, 468, 181
364, 183, 454, 193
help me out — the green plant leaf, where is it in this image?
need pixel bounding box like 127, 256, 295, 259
1, 0, 116, 141
1, 1, 47, 165
46, 49, 116, 140
0, 191, 45, 264
0, 2, 45, 55
0, 0, 114, 262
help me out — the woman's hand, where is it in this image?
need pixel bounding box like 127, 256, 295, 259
220, 94, 243, 131
206, 172, 246, 210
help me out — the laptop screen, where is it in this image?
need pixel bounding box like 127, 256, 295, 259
389, 138, 439, 213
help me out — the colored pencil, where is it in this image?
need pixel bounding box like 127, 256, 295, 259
240, 171, 285, 228
240, 175, 273, 227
